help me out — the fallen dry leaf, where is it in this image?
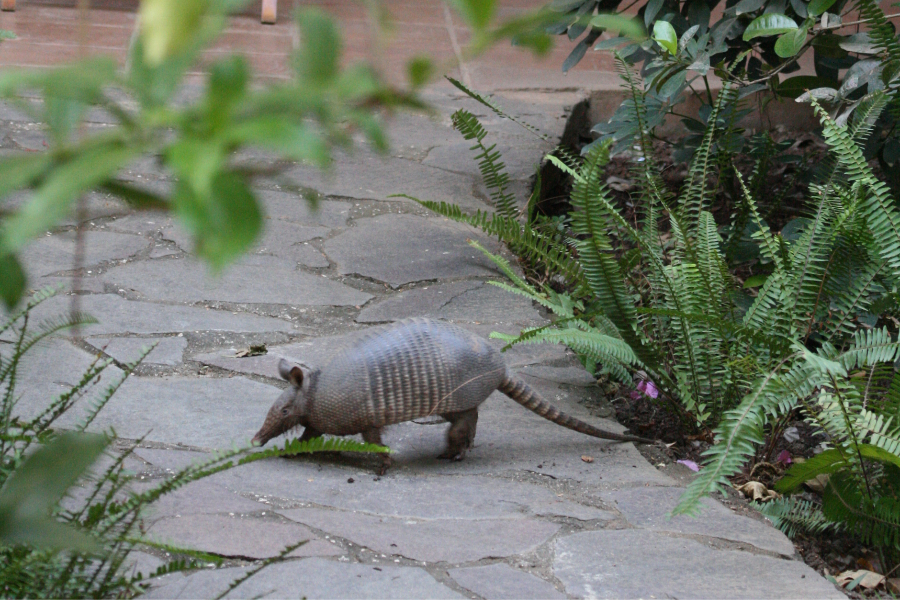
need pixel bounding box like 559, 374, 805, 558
803, 473, 830, 494
887, 578, 900, 594
835, 569, 885, 590
233, 344, 268, 358
581, 455, 594, 463
735, 481, 780, 501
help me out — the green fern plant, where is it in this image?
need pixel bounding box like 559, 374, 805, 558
409, 70, 900, 566
0, 288, 386, 598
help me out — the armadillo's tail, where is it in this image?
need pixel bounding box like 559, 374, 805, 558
499, 373, 655, 445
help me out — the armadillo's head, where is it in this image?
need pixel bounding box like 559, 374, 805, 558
252, 358, 313, 446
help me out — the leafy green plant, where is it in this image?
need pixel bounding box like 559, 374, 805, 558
0, 288, 386, 598
546, 0, 900, 168
409, 70, 900, 565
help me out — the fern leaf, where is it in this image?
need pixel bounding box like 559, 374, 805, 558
402, 195, 586, 290
754, 496, 837, 537
813, 95, 900, 281
445, 76, 550, 141
451, 109, 518, 219
674, 357, 814, 515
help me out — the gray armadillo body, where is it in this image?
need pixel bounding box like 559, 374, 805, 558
252, 318, 653, 473
311, 319, 505, 435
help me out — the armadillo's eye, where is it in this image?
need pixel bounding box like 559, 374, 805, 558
281, 408, 289, 416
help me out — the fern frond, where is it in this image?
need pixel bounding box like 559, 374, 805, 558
679, 82, 739, 232
451, 109, 518, 218
775, 448, 851, 493
821, 469, 900, 548
239, 436, 389, 465
813, 95, 900, 281
213, 539, 309, 600
402, 196, 586, 289
0, 285, 63, 337
491, 326, 641, 369
838, 326, 900, 370
445, 76, 551, 141
75, 344, 158, 432
568, 144, 637, 332
754, 496, 836, 538
674, 356, 813, 515
823, 260, 885, 343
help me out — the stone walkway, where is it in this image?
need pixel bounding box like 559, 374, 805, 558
3, 3, 844, 599
8, 89, 842, 599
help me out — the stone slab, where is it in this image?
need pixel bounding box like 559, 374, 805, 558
279, 508, 560, 563
216, 459, 613, 521
194, 327, 379, 379
431, 281, 543, 325
101, 255, 371, 306
356, 281, 481, 323
282, 151, 489, 212
256, 192, 351, 229
553, 529, 844, 599
322, 214, 499, 287
424, 139, 550, 188
358, 279, 544, 327
25, 294, 295, 335
146, 558, 462, 599
133, 447, 211, 472
148, 513, 338, 560
52, 191, 132, 225
20, 230, 149, 277
252, 220, 330, 267
86, 336, 187, 366
148, 244, 180, 259
143, 479, 267, 520
448, 564, 566, 600
12, 338, 124, 422
103, 212, 172, 235
603, 486, 796, 556
162, 219, 329, 261
70, 375, 278, 448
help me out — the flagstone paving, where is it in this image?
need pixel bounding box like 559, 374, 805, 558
2, 3, 845, 598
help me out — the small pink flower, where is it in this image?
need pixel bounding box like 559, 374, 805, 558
677, 459, 700, 472
636, 379, 659, 399
629, 390, 643, 400
777, 449, 792, 465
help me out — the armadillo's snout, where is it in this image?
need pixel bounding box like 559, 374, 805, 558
251, 427, 269, 447
251, 416, 279, 447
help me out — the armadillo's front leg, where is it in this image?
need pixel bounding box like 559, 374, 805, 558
299, 426, 323, 443
438, 407, 478, 461
362, 428, 392, 475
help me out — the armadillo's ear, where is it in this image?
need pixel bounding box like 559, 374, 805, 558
277, 358, 304, 387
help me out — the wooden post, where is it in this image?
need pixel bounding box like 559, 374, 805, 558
1, 0, 16, 12
261, 0, 276, 24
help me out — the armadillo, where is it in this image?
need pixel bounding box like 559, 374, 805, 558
252, 318, 654, 473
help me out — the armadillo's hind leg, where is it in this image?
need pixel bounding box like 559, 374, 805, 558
362, 428, 392, 475
438, 407, 478, 461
